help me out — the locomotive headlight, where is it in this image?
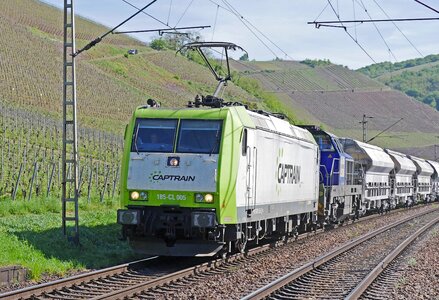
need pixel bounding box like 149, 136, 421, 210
130, 191, 140, 200
167, 156, 180, 167
170, 158, 179, 166
204, 193, 214, 203
195, 193, 204, 203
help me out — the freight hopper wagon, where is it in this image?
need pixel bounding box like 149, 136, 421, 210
409, 156, 434, 203
385, 149, 417, 208
117, 105, 320, 256
300, 126, 363, 223
428, 160, 439, 201
341, 139, 394, 212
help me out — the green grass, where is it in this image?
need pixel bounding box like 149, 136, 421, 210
0, 197, 61, 217
0, 198, 137, 280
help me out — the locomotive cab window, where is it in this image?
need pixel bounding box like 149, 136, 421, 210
177, 120, 222, 154
132, 119, 177, 153
314, 134, 334, 152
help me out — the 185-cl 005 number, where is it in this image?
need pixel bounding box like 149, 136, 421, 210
157, 194, 186, 201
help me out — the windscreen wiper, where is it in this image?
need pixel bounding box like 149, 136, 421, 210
134, 123, 140, 155
209, 129, 221, 156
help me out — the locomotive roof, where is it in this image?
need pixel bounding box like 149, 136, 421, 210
132, 105, 316, 145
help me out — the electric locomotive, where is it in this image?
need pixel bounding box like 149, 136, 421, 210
117, 102, 320, 256
117, 42, 320, 256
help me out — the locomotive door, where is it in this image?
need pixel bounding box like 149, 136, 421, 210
245, 129, 257, 216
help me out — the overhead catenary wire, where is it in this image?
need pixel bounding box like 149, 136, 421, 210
121, 0, 168, 27
314, 1, 331, 22
174, 0, 195, 27
100, 0, 402, 132
356, 0, 398, 62
204, 0, 292, 60
219, 0, 278, 59
326, 0, 377, 63
221, 0, 293, 60
211, 4, 219, 41
167, 0, 173, 26
415, 0, 439, 14
114, 25, 210, 35
372, 0, 423, 57
120, 0, 292, 62
118, 0, 209, 37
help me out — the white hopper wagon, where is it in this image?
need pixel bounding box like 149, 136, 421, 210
408, 156, 434, 202
341, 139, 394, 211
385, 149, 417, 207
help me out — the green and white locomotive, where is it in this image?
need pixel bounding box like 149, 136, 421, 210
117, 43, 320, 256
117, 102, 319, 256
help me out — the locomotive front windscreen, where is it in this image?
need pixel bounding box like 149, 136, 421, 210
132, 119, 222, 154
132, 119, 177, 153
177, 120, 222, 154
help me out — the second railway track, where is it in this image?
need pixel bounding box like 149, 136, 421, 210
242, 207, 439, 300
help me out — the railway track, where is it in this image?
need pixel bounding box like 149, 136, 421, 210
98, 208, 426, 300
242, 207, 439, 300
2, 205, 434, 300
0, 256, 194, 300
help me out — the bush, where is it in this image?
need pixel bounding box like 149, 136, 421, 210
150, 39, 168, 51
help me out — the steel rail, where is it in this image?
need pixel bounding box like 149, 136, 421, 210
1, 205, 431, 300
91, 242, 274, 300
346, 214, 439, 300
240, 207, 439, 300
0, 257, 158, 300
89, 206, 421, 299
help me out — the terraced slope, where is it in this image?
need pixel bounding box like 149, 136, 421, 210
233, 60, 439, 160
0, 0, 257, 134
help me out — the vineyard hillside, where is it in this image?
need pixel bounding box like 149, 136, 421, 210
0, 0, 258, 134
0, 0, 261, 202
233, 60, 439, 160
